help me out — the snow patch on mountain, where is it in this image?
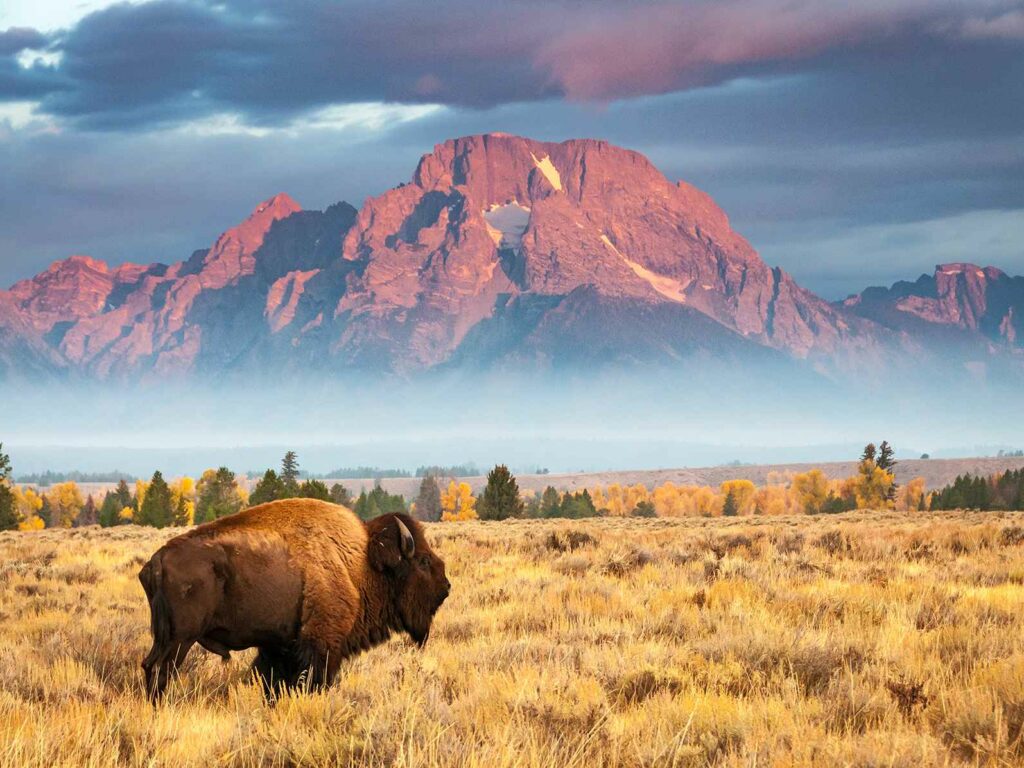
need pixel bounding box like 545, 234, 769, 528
601, 234, 689, 303
530, 153, 562, 191
483, 202, 531, 250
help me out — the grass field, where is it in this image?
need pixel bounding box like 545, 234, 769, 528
2, 511, 1024, 767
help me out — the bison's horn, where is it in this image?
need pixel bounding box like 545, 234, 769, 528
397, 518, 416, 559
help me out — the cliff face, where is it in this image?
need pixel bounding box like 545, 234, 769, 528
843, 264, 1024, 349
0, 134, 1018, 383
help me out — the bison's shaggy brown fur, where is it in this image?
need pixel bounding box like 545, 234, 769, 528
138, 499, 450, 700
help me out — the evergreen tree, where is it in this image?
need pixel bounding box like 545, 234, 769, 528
821, 492, 855, 514
558, 490, 598, 519
281, 451, 300, 496
297, 478, 331, 501
99, 479, 134, 527
250, 469, 286, 506
414, 475, 443, 522
329, 482, 352, 507
138, 471, 174, 528
75, 495, 98, 527
477, 464, 524, 520
860, 443, 877, 464
877, 440, 898, 500
0, 443, 16, 531
353, 484, 406, 520
540, 486, 561, 518
0, 483, 16, 531
98, 491, 120, 527
876, 441, 896, 472
631, 500, 657, 518
523, 493, 541, 518
722, 490, 738, 517
195, 467, 242, 523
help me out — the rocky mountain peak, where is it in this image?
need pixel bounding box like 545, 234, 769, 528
0, 135, 1020, 384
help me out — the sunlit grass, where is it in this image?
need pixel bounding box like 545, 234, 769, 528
2, 511, 1024, 766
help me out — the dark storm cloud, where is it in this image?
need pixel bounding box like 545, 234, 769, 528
0, 28, 48, 56
1, 0, 1022, 128
1, 0, 1022, 296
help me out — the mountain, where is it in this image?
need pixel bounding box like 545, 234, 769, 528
842, 264, 1023, 348
0, 134, 1020, 383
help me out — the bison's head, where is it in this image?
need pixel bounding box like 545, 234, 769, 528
367, 513, 450, 646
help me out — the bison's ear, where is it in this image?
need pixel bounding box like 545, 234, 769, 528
369, 517, 415, 572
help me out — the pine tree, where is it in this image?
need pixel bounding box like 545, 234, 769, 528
138, 471, 174, 528
632, 500, 657, 518
477, 465, 524, 520
559, 490, 598, 519
414, 475, 443, 522
281, 451, 300, 496
876, 441, 896, 472
76, 495, 98, 527
250, 469, 286, 506
297, 479, 331, 501
860, 443, 877, 464
0, 484, 16, 530
99, 492, 119, 527
329, 483, 352, 506
877, 440, 898, 501
354, 484, 406, 520
195, 467, 242, 523
722, 490, 738, 517
0, 443, 16, 531
99, 479, 134, 526
540, 486, 561, 518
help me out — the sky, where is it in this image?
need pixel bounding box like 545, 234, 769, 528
1, 0, 1022, 299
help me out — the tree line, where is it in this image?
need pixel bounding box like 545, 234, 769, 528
930, 468, 1024, 511
3, 441, 1022, 531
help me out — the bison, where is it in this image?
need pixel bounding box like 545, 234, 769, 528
138, 498, 450, 700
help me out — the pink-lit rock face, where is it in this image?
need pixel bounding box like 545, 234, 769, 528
333, 133, 880, 369
0, 134, 1020, 382
842, 263, 1023, 351
198, 194, 302, 290
0, 194, 309, 379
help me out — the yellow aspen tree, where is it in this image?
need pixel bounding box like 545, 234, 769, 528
441, 481, 477, 521
791, 470, 830, 514
12, 485, 43, 527
897, 477, 927, 511
855, 460, 895, 509
45, 482, 84, 528
135, 479, 149, 514
719, 479, 756, 515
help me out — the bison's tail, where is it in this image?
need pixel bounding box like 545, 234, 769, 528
139, 555, 173, 648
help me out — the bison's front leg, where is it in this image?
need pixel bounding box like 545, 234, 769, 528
301, 650, 343, 692
251, 647, 298, 700
143, 641, 193, 701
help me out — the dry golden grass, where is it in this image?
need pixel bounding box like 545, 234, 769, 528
3, 511, 1024, 767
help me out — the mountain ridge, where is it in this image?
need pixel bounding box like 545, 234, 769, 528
1, 134, 1021, 383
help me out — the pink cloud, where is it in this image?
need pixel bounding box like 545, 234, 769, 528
531, 1, 1017, 101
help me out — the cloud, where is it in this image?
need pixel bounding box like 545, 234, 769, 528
960, 8, 1024, 39
0, 27, 47, 55
0, 0, 1021, 129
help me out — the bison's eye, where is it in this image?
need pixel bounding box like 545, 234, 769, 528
418, 555, 430, 568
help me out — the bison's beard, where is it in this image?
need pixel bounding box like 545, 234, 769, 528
400, 603, 440, 648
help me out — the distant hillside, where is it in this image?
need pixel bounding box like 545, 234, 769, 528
324, 456, 1024, 498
